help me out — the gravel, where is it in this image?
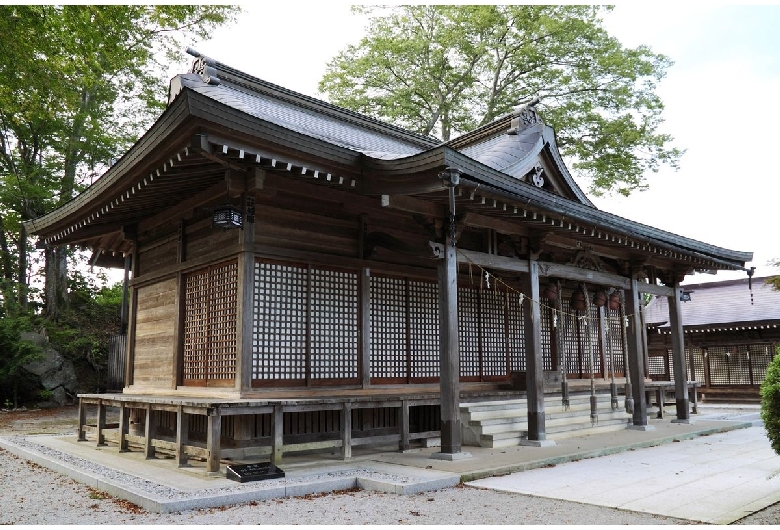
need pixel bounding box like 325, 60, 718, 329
1, 404, 778, 524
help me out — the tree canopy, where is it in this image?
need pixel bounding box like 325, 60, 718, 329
0, 5, 238, 317
319, 5, 683, 197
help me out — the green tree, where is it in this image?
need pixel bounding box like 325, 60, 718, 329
761, 347, 780, 456
0, 5, 239, 319
319, 5, 682, 197
766, 259, 780, 291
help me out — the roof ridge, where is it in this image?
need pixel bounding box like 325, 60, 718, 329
185, 49, 440, 149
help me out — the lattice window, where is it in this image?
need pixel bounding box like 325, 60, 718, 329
310, 268, 359, 380
559, 298, 581, 377
604, 308, 626, 376
707, 346, 731, 385
540, 301, 554, 371
252, 262, 308, 382
370, 276, 407, 380
690, 348, 705, 382
481, 290, 509, 377
749, 344, 774, 384
730, 346, 752, 385
252, 262, 360, 385
507, 293, 525, 372
458, 287, 481, 378
183, 260, 238, 384
648, 354, 668, 379
409, 280, 439, 380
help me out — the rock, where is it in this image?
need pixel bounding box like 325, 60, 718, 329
21, 332, 78, 406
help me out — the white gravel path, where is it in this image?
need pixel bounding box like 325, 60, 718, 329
1, 404, 777, 524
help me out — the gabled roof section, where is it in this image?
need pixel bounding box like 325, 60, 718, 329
447, 101, 594, 207
644, 277, 780, 328
172, 50, 439, 160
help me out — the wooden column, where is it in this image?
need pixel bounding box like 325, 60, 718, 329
118, 403, 129, 452
399, 400, 410, 451
341, 403, 352, 459
206, 408, 222, 473
176, 405, 189, 467
236, 192, 256, 392
96, 400, 106, 446
77, 398, 87, 442
625, 278, 649, 427
522, 259, 547, 441
271, 404, 284, 466
437, 236, 461, 454
144, 404, 156, 458
669, 283, 690, 422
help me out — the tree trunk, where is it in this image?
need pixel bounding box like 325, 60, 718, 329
44, 245, 69, 321
17, 224, 28, 310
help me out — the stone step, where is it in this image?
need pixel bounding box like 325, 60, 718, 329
477, 415, 630, 447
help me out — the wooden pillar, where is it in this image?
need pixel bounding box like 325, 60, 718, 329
118, 403, 129, 452
176, 405, 189, 467
522, 259, 547, 441
96, 400, 106, 446
144, 404, 156, 458
360, 268, 371, 388
341, 403, 352, 460
236, 192, 256, 392
437, 235, 461, 454
625, 278, 649, 427
206, 408, 221, 473
77, 398, 87, 442
669, 283, 690, 422
271, 404, 284, 466
399, 400, 410, 451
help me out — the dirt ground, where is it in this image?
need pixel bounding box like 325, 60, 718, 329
0, 405, 80, 435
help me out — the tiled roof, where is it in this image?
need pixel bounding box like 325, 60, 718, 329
178, 74, 427, 159
644, 277, 780, 327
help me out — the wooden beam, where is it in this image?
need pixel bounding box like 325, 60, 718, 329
461, 212, 530, 236
454, 247, 631, 290
360, 268, 371, 388
364, 176, 447, 195
138, 181, 226, 232
380, 194, 446, 217
176, 405, 189, 467
636, 281, 674, 297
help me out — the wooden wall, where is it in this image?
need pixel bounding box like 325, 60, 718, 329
132, 278, 178, 388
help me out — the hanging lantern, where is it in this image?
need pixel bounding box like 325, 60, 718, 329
608, 292, 621, 310
543, 282, 559, 300
212, 204, 243, 229
592, 290, 607, 307
570, 289, 586, 311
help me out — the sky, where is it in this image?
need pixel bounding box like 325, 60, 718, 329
180, 3, 780, 285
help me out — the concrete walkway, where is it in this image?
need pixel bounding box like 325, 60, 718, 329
1, 406, 778, 521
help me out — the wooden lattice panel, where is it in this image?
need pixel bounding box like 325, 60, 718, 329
690, 347, 705, 382
370, 276, 407, 380
707, 346, 731, 385
540, 301, 554, 371
457, 287, 481, 378
182, 260, 238, 384
252, 262, 308, 381
310, 268, 359, 380
409, 280, 439, 380
749, 344, 774, 383
604, 309, 626, 376
586, 304, 602, 375
507, 293, 525, 372
648, 354, 668, 379
559, 298, 580, 377
480, 290, 509, 377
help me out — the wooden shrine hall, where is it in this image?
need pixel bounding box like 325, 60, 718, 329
24, 50, 753, 472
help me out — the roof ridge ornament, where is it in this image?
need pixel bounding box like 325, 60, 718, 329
187, 47, 220, 86
508, 97, 542, 135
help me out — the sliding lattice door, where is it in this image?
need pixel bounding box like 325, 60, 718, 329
182, 260, 238, 387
